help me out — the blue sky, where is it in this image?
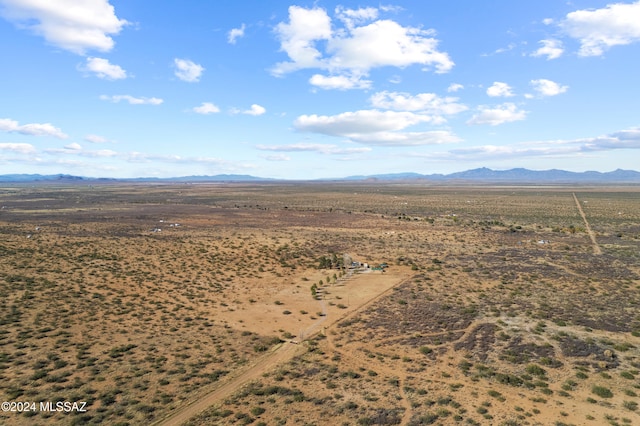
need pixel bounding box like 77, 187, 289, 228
1, 0, 640, 179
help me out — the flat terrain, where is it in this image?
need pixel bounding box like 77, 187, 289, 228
1, 182, 639, 426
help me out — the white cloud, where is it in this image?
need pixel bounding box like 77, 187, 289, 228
467, 103, 527, 126
369, 91, 467, 118
246, 104, 266, 116
326, 19, 453, 73
64, 142, 82, 151
123, 152, 245, 169
559, 1, 640, 56
447, 83, 464, 92
582, 127, 640, 151
261, 153, 291, 161
491, 42, 516, 55
4, 142, 254, 175
348, 130, 461, 146
100, 95, 163, 105
45, 143, 119, 157
421, 127, 640, 161
486, 82, 514, 97
256, 142, 371, 155
84, 57, 126, 80
334, 6, 378, 29
379, 5, 404, 13
531, 39, 564, 60
84, 134, 110, 143
193, 102, 220, 115
0, 118, 68, 138
232, 104, 266, 116
293, 109, 459, 146
272, 6, 332, 74
173, 58, 204, 82
530, 79, 568, 97
309, 73, 371, 90
227, 23, 245, 44
0, 0, 128, 54
272, 6, 453, 88
0, 142, 36, 154
295, 110, 431, 136
88, 149, 118, 157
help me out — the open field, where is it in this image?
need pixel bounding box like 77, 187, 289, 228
1, 182, 640, 425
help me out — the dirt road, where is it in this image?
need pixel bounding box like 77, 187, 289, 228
573, 192, 602, 255
154, 269, 409, 426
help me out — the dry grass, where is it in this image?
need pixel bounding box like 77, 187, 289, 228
1, 183, 639, 425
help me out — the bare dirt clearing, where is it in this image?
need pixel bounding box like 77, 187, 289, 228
1, 183, 639, 425
157, 270, 410, 426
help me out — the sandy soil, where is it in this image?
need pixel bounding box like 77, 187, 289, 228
1, 183, 639, 426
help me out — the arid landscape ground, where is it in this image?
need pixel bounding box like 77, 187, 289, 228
1, 182, 639, 426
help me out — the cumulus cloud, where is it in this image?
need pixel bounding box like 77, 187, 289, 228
272, 5, 453, 89
559, 1, 640, 56
486, 82, 514, 97
447, 83, 464, 92
0, 142, 37, 154
99, 95, 163, 105
227, 23, 245, 44
256, 142, 371, 155
467, 103, 527, 126
173, 58, 204, 82
272, 6, 331, 74
327, 20, 453, 72
246, 104, 266, 116
0, 0, 128, 54
369, 91, 467, 118
295, 110, 431, 136
293, 110, 460, 146
0, 118, 68, 138
231, 104, 266, 116
193, 102, 220, 115
309, 73, 372, 90
529, 79, 568, 97
334, 5, 378, 29
84, 57, 126, 80
531, 39, 564, 60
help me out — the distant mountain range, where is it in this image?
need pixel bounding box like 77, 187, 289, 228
2, 168, 640, 183
342, 168, 640, 183
0, 173, 272, 183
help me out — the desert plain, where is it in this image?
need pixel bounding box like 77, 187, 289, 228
1, 182, 640, 426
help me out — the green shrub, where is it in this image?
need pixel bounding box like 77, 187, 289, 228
591, 385, 613, 398
526, 364, 546, 377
